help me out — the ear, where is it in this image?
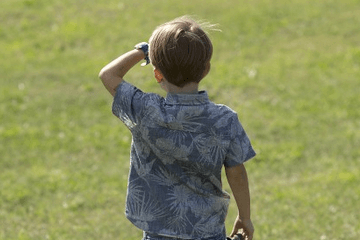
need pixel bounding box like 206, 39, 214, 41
154, 69, 164, 83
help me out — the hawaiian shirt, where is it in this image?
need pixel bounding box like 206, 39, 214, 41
112, 81, 256, 240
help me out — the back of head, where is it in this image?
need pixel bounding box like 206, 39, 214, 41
149, 16, 213, 88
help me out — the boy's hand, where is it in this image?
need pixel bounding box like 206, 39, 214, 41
230, 216, 254, 240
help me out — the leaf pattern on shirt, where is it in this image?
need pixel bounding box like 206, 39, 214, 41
193, 130, 229, 167
127, 192, 167, 223
168, 185, 192, 215
213, 111, 234, 130
155, 138, 193, 164
126, 180, 144, 207
192, 213, 225, 237
149, 165, 182, 187
165, 214, 191, 236
133, 158, 156, 178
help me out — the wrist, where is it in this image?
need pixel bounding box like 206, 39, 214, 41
237, 213, 250, 220
134, 42, 150, 66
238, 216, 252, 223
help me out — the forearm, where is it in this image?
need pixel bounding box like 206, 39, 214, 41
99, 49, 145, 96
225, 164, 251, 220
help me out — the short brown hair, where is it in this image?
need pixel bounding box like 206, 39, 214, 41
149, 16, 213, 88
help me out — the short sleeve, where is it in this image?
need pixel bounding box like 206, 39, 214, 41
224, 114, 256, 167
112, 81, 148, 129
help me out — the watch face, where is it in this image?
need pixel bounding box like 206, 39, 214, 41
135, 43, 149, 53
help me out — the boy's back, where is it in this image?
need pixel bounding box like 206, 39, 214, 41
112, 80, 255, 239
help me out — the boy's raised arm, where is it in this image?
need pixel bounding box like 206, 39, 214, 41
99, 49, 145, 96
225, 164, 254, 240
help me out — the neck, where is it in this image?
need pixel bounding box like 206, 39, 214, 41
164, 81, 199, 95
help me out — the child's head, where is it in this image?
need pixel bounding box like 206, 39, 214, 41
149, 16, 213, 88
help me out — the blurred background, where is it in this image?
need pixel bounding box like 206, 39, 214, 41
1, 0, 359, 239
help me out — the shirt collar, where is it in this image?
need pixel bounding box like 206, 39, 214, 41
165, 91, 210, 105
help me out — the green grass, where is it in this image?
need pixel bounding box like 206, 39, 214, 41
1, 0, 359, 239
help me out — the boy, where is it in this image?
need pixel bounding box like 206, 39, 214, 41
99, 16, 256, 240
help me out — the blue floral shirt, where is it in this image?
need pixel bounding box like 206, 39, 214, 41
112, 81, 256, 240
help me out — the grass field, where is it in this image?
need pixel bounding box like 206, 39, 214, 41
1, 0, 359, 239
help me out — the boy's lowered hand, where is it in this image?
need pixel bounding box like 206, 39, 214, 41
230, 216, 254, 240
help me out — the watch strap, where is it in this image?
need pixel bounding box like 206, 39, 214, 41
134, 42, 150, 66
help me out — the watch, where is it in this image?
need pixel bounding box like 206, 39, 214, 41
134, 42, 150, 66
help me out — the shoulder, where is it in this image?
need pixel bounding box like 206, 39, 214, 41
215, 103, 237, 115
207, 102, 238, 120
204, 103, 239, 132
112, 81, 163, 127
